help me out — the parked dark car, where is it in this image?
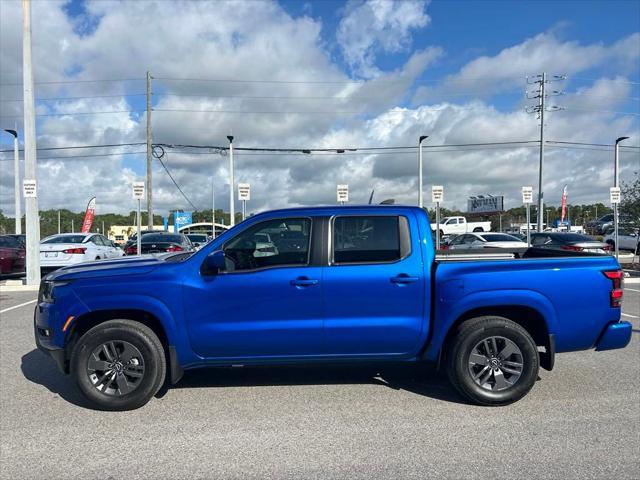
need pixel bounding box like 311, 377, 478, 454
122, 230, 165, 252
530, 232, 611, 254
586, 214, 635, 235
6, 234, 26, 248
0, 234, 26, 274
125, 232, 194, 255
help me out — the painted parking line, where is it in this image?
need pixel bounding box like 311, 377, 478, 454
0, 299, 37, 314
625, 288, 640, 293
621, 313, 639, 319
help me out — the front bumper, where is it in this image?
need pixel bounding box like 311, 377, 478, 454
34, 309, 66, 373
595, 321, 632, 351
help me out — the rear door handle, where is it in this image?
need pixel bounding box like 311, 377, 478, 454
390, 274, 420, 284
290, 277, 319, 288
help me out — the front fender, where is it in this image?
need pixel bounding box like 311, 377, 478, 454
77, 294, 181, 346
425, 289, 558, 362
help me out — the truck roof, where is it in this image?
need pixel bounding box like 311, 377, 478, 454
254, 204, 425, 216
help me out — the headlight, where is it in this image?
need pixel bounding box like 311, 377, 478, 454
38, 280, 70, 303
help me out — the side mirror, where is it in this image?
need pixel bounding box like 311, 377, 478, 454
202, 250, 226, 275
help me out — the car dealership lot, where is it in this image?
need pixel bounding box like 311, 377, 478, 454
1, 289, 639, 480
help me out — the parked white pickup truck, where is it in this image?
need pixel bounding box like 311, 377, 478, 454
431, 216, 492, 236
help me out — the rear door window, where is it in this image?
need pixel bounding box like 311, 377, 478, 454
332, 216, 410, 264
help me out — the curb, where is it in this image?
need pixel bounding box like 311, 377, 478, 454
0, 285, 39, 292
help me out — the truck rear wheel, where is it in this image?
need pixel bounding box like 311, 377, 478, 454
70, 319, 166, 411
446, 316, 539, 406
473, 227, 484, 232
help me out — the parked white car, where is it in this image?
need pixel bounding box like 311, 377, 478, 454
448, 232, 527, 250
432, 216, 492, 236
40, 233, 124, 270
603, 227, 639, 253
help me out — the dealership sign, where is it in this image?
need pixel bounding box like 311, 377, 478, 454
467, 195, 504, 213
174, 211, 193, 232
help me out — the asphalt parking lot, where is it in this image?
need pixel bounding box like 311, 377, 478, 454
1, 288, 638, 480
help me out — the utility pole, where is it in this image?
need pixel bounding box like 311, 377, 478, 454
614, 136, 630, 260
418, 135, 428, 208
3, 128, 21, 234
146, 71, 153, 229
22, 0, 40, 285
57, 210, 61, 234
227, 135, 235, 226
526, 73, 564, 231
211, 167, 216, 238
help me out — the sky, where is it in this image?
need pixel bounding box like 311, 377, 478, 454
0, 0, 639, 217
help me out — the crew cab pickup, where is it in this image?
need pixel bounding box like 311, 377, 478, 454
35, 206, 631, 410
432, 216, 491, 236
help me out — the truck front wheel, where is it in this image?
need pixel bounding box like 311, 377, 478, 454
70, 319, 166, 411
446, 316, 539, 406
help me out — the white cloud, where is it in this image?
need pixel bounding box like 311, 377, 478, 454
0, 1, 638, 219
337, 0, 431, 78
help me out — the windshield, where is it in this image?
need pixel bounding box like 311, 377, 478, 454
42, 235, 88, 244
187, 234, 208, 242
482, 234, 522, 242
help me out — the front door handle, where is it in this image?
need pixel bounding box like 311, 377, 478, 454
290, 277, 319, 288
390, 274, 420, 284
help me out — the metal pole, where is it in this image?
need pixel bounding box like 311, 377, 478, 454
242, 200, 246, 221
435, 202, 441, 250
499, 214, 502, 232
22, 0, 40, 285
57, 210, 60, 234
614, 136, 629, 260
3, 129, 22, 234
146, 71, 153, 229
102, 220, 105, 236
136, 198, 142, 256
71, 218, 74, 232
227, 135, 235, 226
211, 170, 216, 238
526, 204, 531, 246
536, 72, 546, 232
418, 135, 428, 208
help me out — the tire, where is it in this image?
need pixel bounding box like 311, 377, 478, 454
446, 316, 539, 406
70, 319, 166, 411
473, 227, 483, 232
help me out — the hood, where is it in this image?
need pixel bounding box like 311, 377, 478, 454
44, 254, 168, 281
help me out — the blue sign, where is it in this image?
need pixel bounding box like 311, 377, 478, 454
173, 211, 193, 232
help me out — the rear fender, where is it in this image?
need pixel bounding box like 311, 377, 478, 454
426, 289, 557, 362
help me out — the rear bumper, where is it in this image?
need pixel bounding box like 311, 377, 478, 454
595, 321, 632, 351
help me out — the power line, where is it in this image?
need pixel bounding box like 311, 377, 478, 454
151, 146, 197, 210
0, 142, 145, 153
565, 106, 640, 116
0, 78, 144, 86
568, 76, 640, 86
0, 93, 147, 103
0, 151, 146, 161
0, 109, 143, 118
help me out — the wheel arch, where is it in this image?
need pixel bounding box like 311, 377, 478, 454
64, 309, 182, 383
435, 304, 555, 371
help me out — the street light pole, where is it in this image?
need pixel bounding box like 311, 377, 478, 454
227, 135, 235, 226
614, 136, 629, 260
22, 0, 40, 285
3, 128, 21, 234
418, 135, 428, 208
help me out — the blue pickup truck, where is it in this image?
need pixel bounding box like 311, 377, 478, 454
35, 206, 631, 410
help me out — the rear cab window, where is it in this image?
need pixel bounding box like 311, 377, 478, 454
331, 215, 411, 264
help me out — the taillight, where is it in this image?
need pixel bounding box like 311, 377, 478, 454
603, 270, 624, 307
166, 245, 184, 252
62, 247, 86, 254
561, 245, 583, 251
125, 246, 137, 255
